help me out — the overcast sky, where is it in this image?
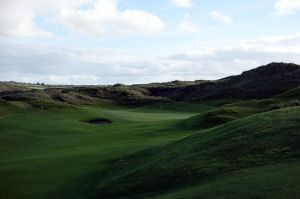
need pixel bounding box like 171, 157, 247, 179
1, 0, 300, 85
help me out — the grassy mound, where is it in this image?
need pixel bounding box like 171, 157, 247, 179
92, 107, 300, 198
182, 107, 257, 129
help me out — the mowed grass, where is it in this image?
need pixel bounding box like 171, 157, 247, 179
0, 102, 209, 199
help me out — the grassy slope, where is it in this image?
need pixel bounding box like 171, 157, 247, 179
181, 106, 258, 130
152, 161, 300, 199
0, 102, 212, 199
92, 107, 300, 198
181, 99, 270, 130
1, 93, 300, 199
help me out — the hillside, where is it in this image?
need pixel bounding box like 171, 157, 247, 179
0, 63, 300, 106
0, 82, 30, 92
91, 107, 300, 198
147, 62, 300, 101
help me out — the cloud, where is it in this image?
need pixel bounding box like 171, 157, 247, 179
0, 12, 53, 38
169, 0, 192, 8
1, 33, 300, 84
210, 11, 232, 23
0, 0, 165, 37
0, 42, 185, 84
56, 0, 165, 36
168, 33, 300, 76
177, 14, 198, 32
274, 0, 300, 15
0, 0, 90, 37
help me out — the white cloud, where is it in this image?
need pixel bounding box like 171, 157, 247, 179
168, 33, 300, 76
169, 0, 192, 8
1, 33, 300, 84
274, 0, 300, 15
0, 0, 91, 37
0, 12, 53, 38
210, 11, 232, 23
177, 14, 198, 32
57, 0, 165, 36
0, 0, 165, 37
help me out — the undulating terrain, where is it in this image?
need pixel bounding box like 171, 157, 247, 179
0, 62, 300, 199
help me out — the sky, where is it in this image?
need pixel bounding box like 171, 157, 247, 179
1, 0, 300, 85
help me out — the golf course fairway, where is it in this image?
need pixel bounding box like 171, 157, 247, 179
0, 102, 209, 199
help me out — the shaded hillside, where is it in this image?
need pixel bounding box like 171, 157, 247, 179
152, 162, 300, 199
91, 107, 300, 198
147, 62, 300, 101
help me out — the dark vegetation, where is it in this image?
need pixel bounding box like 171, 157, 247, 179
0, 62, 300, 199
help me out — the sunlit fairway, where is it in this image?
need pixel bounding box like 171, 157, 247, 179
0, 102, 211, 199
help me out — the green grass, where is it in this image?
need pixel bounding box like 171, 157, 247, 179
92, 107, 300, 198
151, 161, 300, 199
0, 102, 206, 199
182, 106, 258, 130
1, 98, 299, 199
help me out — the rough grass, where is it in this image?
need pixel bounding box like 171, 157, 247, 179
0, 82, 30, 92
